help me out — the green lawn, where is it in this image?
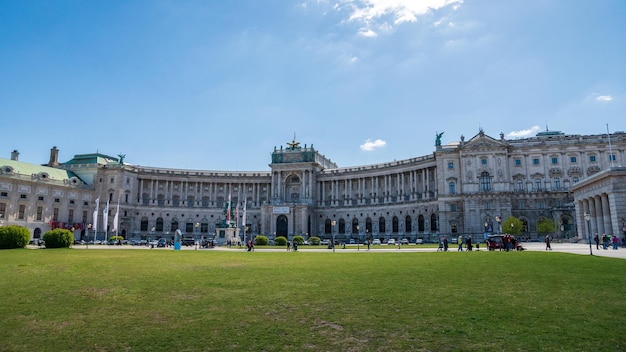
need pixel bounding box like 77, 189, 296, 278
1, 249, 624, 351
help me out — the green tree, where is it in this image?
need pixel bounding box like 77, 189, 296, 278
0, 225, 30, 249
502, 217, 524, 236
537, 218, 556, 236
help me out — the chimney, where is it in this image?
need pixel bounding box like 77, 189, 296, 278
11, 150, 19, 161
48, 146, 59, 167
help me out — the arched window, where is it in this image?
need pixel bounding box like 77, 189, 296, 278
187, 196, 195, 207
324, 219, 332, 234
480, 172, 491, 191
156, 217, 164, 232
157, 194, 165, 206
365, 218, 373, 236
449, 181, 455, 194
140, 217, 149, 231
352, 218, 359, 234
430, 213, 438, 232
405, 216, 412, 233
418, 215, 425, 232
392, 216, 399, 233
172, 195, 180, 207
379, 217, 386, 233
338, 219, 346, 234
171, 219, 179, 232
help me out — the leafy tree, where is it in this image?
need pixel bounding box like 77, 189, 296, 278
0, 225, 30, 249
43, 229, 74, 248
537, 218, 556, 236
502, 217, 524, 236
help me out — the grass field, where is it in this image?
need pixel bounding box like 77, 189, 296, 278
1, 248, 625, 351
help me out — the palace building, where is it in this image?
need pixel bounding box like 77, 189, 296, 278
1, 129, 625, 244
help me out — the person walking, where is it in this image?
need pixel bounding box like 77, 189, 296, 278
594, 233, 599, 250
612, 235, 619, 250
545, 234, 552, 251
458, 235, 464, 252
602, 234, 608, 250
287, 241, 291, 251
443, 237, 449, 252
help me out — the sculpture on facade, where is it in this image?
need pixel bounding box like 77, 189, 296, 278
118, 154, 126, 164
435, 132, 444, 146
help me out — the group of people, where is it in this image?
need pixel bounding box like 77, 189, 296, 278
286, 241, 298, 251
437, 235, 476, 252
593, 233, 620, 250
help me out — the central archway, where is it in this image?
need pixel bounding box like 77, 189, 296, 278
276, 215, 288, 237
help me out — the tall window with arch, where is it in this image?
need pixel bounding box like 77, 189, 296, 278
480, 172, 491, 191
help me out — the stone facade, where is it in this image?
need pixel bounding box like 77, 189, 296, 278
1, 130, 625, 243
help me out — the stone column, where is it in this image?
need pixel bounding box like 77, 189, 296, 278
601, 193, 612, 235
594, 195, 605, 235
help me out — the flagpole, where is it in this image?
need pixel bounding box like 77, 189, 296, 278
607, 123, 615, 168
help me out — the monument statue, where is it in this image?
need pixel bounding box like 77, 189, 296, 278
118, 154, 126, 164
435, 132, 444, 146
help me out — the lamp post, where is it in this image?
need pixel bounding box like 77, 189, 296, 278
356, 225, 360, 251
495, 216, 502, 234
86, 224, 91, 249
331, 220, 336, 253
584, 212, 593, 256
195, 222, 200, 250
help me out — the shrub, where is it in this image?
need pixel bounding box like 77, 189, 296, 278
43, 229, 74, 248
0, 225, 31, 249
292, 235, 304, 245
109, 235, 124, 242
308, 236, 321, 245
254, 235, 269, 246
274, 236, 287, 246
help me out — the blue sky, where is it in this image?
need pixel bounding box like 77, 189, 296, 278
1, 0, 624, 171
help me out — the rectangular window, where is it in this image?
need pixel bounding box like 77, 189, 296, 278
0, 203, 6, 218
36, 206, 43, 221
0, 192, 7, 197
18, 204, 26, 220
484, 201, 492, 209
553, 178, 561, 190
38, 196, 44, 201
534, 179, 542, 191
517, 181, 524, 191
125, 194, 129, 203
20, 194, 27, 199
551, 157, 558, 164
514, 159, 521, 166
110, 177, 114, 183
532, 158, 540, 165
82, 210, 88, 223
54, 198, 60, 203
84, 201, 88, 206
610, 154, 616, 161
53, 208, 59, 222
570, 156, 577, 163
481, 159, 487, 165
68, 209, 74, 223
447, 162, 454, 169
573, 176, 579, 183
519, 201, 525, 210
69, 200, 75, 204
450, 204, 457, 212
589, 155, 596, 162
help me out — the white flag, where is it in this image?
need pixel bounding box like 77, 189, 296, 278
102, 200, 109, 232
112, 199, 119, 233
92, 197, 99, 233
226, 192, 231, 224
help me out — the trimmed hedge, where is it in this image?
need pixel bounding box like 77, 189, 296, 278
292, 235, 304, 245
308, 236, 321, 245
0, 225, 30, 249
43, 229, 74, 248
274, 236, 287, 246
254, 235, 269, 246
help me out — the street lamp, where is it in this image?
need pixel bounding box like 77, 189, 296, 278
195, 222, 200, 250
495, 216, 502, 234
356, 225, 360, 251
331, 220, 336, 253
86, 224, 92, 249
584, 212, 593, 256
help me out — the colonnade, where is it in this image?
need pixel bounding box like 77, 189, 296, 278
578, 193, 616, 238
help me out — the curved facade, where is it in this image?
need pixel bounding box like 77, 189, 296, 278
1, 130, 625, 243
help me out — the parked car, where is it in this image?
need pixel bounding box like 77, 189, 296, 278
387, 239, 396, 245
400, 239, 409, 245
349, 239, 356, 244
415, 238, 424, 244
320, 239, 330, 246
182, 237, 195, 246
157, 238, 168, 247
372, 239, 382, 245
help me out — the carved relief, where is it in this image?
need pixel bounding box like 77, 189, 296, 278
587, 166, 601, 176
548, 168, 563, 178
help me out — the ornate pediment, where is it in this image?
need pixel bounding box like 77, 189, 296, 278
548, 168, 563, 178
461, 131, 507, 151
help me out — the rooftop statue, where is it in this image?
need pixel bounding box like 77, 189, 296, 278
435, 132, 444, 146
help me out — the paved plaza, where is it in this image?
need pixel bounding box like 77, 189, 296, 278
58, 241, 626, 259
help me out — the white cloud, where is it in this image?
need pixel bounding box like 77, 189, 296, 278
596, 95, 613, 102
360, 139, 387, 151
358, 28, 378, 37
506, 125, 541, 139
